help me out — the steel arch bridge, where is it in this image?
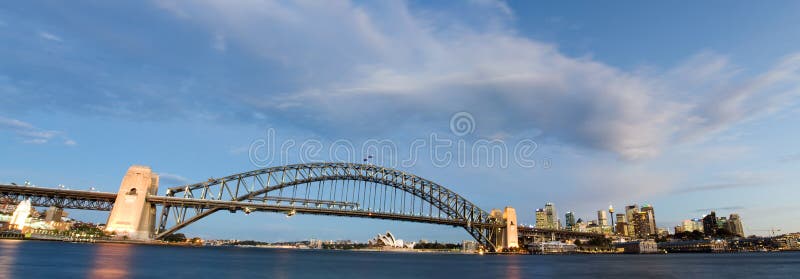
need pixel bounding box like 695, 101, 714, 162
153, 163, 502, 250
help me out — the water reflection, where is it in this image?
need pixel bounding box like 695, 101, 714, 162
89, 244, 134, 279
273, 248, 291, 279
503, 255, 523, 279
0, 240, 22, 278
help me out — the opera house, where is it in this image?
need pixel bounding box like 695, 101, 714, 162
369, 231, 416, 248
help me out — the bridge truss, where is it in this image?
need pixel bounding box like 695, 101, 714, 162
155, 163, 502, 250
0, 184, 116, 211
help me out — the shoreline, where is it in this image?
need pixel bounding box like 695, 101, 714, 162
4, 237, 798, 255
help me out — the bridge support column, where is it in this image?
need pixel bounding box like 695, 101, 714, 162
489, 207, 519, 251
105, 165, 159, 241
502, 207, 519, 250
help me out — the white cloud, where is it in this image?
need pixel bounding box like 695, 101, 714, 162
0, 116, 75, 145
159, 172, 191, 185
38, 31, 62, 42
156, 1, 800, 160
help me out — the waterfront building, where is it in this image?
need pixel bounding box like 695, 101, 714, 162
368, 231, 415, 248
674, 225, 684, 234
0, 198, 16, 214
615, 240, 659, 254
726, 214, 744, 237
703, 211, 718, 236
10, 199, 31, 230
659, 239, 727, 253
564, 212, 576, 231
774, 233, 800, 250
528, 241, 577, 254
462, 240, 479, 253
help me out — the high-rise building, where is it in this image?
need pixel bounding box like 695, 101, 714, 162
535, 209, 547, 229
625, 204, 639, 236
681, 219, 703, 233
632, 211, 654, 239
44, 206, 65, 222
544, 202, 558, 229
702, 211, 718, 236
565, 212, 576, 231
616, 221, 629, 236
726, 214, 744, 237
616, 213, 626, 223
575, 218, 586, 232
597, 210, 608, 227
641, 204, 657, 236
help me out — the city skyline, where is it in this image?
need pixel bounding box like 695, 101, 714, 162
2, 1, 800, 242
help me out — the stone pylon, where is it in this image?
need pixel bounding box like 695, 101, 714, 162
502, 207, 519, 249
105, 165, 159, 241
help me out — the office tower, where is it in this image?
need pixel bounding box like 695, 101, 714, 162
702, 211, 718, 236
682, 219, 699, 233
565, 211, 576, 231
632, 211, 652, 238
717, 216, 728, 232
625, 204, 639, 236
544, 202, 558, 229
535, 208, 547, 229
641, 204, 656, 236
597, 210, 608, 227
616, 221, 629, 236
726, 214, 744, 237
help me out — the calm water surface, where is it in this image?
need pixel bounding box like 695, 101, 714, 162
1, 239, 798, 278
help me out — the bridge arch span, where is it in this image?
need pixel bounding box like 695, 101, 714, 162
154, 163, 502, 250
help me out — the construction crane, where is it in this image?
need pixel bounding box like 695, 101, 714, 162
753, 228, 781, 237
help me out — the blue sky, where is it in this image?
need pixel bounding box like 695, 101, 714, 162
2, 0, 800, 242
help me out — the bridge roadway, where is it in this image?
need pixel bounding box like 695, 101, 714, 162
0, 183, 604, 240
0, 184, 488, 227
0, 184, 116, 211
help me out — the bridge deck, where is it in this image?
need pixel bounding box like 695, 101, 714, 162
0, 184, 116, 211
147, 195, 494, 228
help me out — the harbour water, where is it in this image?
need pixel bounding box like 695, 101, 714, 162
1, 240, 798, 278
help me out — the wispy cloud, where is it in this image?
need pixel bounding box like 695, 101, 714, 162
153, 1, 800, 160
4, 1, 800, 162
676, 182, 754, 194
38, 31, 62, 42
671, 170, 776, 194
779, 152, 800, 163
159, 172, 191, 185
0, 116, 75, 145
693, 206, 745, 213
